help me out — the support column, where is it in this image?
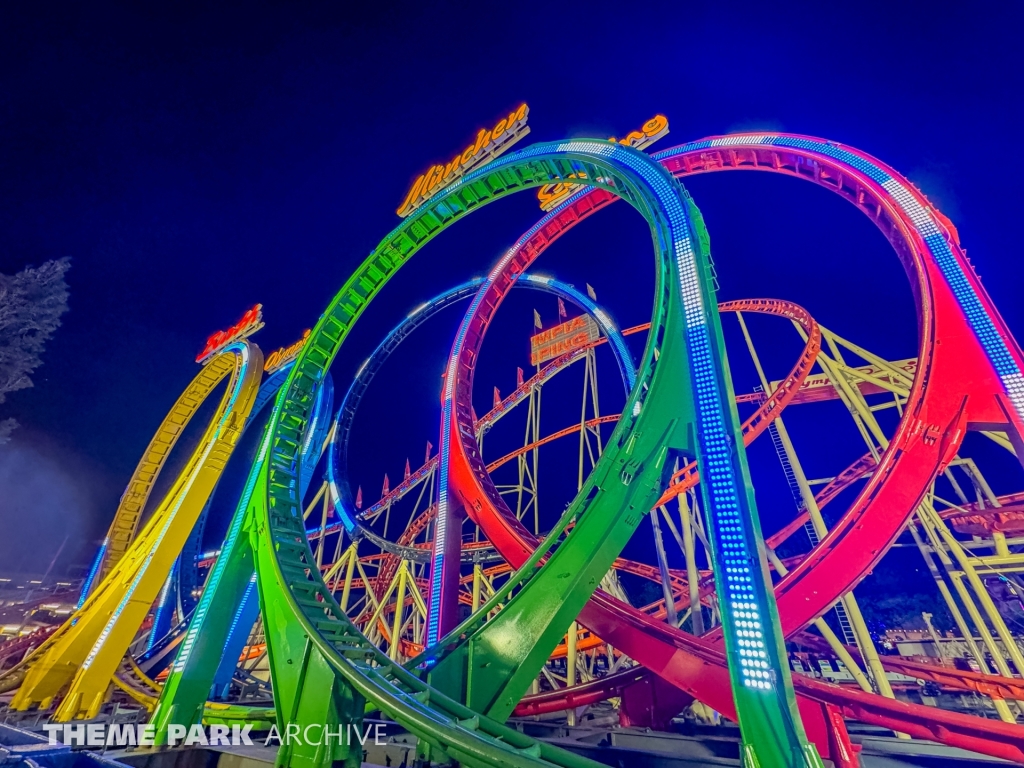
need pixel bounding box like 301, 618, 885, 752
679, 492, 704, 635
652, 507, 678, 626
389, 568, 408, 661
338, 544, 358, 613
471, 562, 483, 613
923, 503, 1024, 675
736, 313, 883, 700
566, 621, 578, 727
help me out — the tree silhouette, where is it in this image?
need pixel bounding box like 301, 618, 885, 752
0, 258, 71, 443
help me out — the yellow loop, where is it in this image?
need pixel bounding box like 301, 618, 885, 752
99, 350, 250, 582
12, 341, 263, 720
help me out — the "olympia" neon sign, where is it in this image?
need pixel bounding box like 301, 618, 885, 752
264, 329, 311, 373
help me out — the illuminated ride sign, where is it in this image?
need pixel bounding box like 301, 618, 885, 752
264, 329, 311, 373
397, 103, 530, 218
536, 115, 669, 211
196, 304, 264, 364
530, 314, 601, 366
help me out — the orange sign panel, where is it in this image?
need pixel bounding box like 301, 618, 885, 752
530, 315, 600, 366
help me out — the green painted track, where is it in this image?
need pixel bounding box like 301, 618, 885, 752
418, 197, 692, 720
157, 139, 818, 768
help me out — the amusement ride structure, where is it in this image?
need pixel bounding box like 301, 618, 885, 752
3, 114, 1024, 768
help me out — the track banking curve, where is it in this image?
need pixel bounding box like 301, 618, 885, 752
438, 134, 1024, 762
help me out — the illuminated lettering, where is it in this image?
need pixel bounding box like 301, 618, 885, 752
537, 114, 670, 211
196, 304, 264, 364
530, 315, 600, 366
472, 128, 490, 156
537, 172, 588, 209
396, 175, 426, 219
442, 154, 460, 182
264, 329, 312, 373
397, 104, 530, 217
426, 164, 444, 194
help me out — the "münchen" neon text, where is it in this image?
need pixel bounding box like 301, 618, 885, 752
397, 104, 530, 217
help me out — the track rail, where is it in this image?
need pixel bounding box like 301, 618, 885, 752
164, 139, 736, 768
153, 370, 335, 725
239, 138, 823, 768
12, 341, 263, 720
440, 135, 1024, 762
325, 273, 633, 563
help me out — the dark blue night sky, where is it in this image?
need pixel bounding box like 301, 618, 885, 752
1, 1, 1022, 586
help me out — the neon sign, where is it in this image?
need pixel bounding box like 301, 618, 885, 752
530, 314, 600, 366
536, 115, 669, 211
264, 329, 311, 373
196, 305, 264, 364
397, 103, 530, 217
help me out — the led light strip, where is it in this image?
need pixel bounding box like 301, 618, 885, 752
147, 565, 177, 652
654, 135, 1024, 424
221, 574, 259, 658
174, 403, 274, 672
76, 539, 108, 610
591, 140, 775, 691
426, 186, 605, 647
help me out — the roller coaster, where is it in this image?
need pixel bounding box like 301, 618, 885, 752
3, 122, 1024, 768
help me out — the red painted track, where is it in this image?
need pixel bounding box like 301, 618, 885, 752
941, 490, 1024, 535
442, 136, 1024, 763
